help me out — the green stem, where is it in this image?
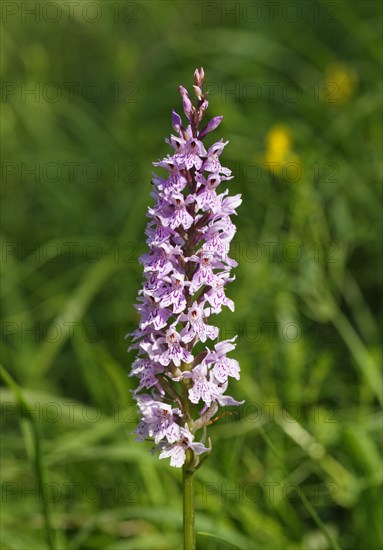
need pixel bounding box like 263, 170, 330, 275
183, 454, 196, 550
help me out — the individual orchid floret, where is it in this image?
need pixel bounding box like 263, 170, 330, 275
157, 271, 187, 313
158, 426, 209, 468
188, 253, 222, 294
206, 339, 241, 383
202, 140, 232, 176
157, 327, 194, 367
128, 69, 242, 469
183, 362, 220, 407
134, 395, 182, 444
179, 303, 219, 343
135, 296, 172, 330
178, 138, 207, 170
204, 274, 235, 313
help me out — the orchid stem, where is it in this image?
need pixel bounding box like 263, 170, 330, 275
183, 453, 196, 550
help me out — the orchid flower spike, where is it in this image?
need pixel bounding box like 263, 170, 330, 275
129, 69, 243, 469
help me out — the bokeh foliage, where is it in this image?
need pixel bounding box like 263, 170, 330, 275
1, 1, 382, 548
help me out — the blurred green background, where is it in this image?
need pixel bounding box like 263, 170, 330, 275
1, 1, 382, 549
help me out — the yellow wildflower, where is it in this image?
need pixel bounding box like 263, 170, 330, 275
323, 63, 358, 104
262, 125, 302, 182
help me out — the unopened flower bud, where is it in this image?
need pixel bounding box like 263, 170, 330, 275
199, 115, 223, 139
179, 85, 193, 119
193, 85, 203, 99
194, 67, 205, 87
172, 110, 182, 132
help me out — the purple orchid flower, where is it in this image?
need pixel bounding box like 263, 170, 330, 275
128, 69, 242, 469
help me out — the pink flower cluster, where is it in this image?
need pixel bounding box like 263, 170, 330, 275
129, 68, 242, 468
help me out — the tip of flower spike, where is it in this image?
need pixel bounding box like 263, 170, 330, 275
194, 67, 205, 87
